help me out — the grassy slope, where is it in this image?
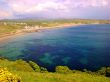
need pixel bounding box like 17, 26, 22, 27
0, 24, 24, 36
0, 59, 110, 82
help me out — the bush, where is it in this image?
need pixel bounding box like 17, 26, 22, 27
40, 67, 48, 73
0, 57, 6, 60
0, 67, 21, 82
97, 67, 106, 76
12, 59, 34, 72
55, 66, 72, 73
97, 67, 110, 77
83, 69, 98, 75
106, 67, 110, 77
29, 61, 41, 72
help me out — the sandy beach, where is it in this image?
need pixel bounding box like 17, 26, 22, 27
0, 32, 25, 43
0, 24, 82, 42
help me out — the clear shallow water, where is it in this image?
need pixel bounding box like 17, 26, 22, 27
0, 24, 110, 71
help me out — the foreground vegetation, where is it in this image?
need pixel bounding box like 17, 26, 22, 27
0, 68, 21, 82
0, 58, 110, 82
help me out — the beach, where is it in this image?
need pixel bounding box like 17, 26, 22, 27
0, 23, 82, 42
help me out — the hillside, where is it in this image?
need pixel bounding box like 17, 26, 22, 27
0, 19, 110, 37
0, 59, 110, 82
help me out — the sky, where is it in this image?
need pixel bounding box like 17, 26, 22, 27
0, 0, 110, 19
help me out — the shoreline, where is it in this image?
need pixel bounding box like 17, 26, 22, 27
0, 24, 82, 42
0, 32, 25, 43
0, 23, 102, 42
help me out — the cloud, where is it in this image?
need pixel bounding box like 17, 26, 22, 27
7, 0, 109, 13
0, 3, 12, 19
63, 0, 109, 8
0, 0, 109, 19
0, 9, 12, 19
7, 0, 68, 14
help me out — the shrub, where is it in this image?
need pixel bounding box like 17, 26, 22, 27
83, 69, 98, 75
29, 61, 41, 72
97, 67, 106, 76
40, 67, 48, 73
55, 66, 72, 73
97, 67, 110, 77
12, 59, 34, 72
0, 57, 6, 60
106, 67, 110, 77
0, 67, 21, 82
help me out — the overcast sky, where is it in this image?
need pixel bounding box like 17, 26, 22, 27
0, 0, 110, 19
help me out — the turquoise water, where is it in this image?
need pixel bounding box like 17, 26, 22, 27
0, 24, 110, 71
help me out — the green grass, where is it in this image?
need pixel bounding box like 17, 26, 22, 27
0, 24, 24, 36
0, 59, 34, 72
0, 59, 110, 82
14, 72, 110, 82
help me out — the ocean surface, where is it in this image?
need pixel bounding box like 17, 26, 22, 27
0, 24, 110, 71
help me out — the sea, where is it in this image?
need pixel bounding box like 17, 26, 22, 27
0, 24, 110, 71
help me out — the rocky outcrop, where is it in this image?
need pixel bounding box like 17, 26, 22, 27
0, 67, 21, 82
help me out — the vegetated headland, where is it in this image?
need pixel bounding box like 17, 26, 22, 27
0, 19, 110, 41
0, 58, 110, 82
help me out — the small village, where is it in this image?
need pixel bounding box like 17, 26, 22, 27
0, 21, 43, 33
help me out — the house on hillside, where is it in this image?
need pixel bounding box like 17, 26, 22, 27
23, 25, 40, 32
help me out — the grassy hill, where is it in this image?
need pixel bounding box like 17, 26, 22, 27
0, 59, 110, 82
0, 23, 24, 37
